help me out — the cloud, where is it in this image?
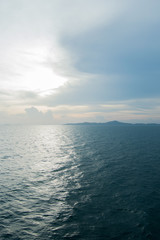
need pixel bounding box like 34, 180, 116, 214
60, 0, 160, 77
1, 97, 160, 125
42, 73, 160, 108
0, 0, 160, 123
40, 0, 160, 113
24, 107, 54, 124
0, 107, 55, 125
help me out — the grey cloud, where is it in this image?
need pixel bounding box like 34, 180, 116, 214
24, 107, 54, 124
0, 0, 160, 123
0, 107, 54, 125
0, 90, 41, 108
43, 74, 160, 107
61, 13, 160, 76
50, 0, 160, 110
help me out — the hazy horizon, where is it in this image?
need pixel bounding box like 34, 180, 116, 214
0, 0, 160, 124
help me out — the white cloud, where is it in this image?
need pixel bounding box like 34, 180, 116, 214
0, 0, 160, 123
0, 0, 126, 90
0, 107, 55, 125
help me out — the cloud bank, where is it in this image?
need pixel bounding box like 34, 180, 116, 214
0, 0, 160, 124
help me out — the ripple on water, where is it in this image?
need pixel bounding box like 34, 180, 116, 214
1, 125, 160, 239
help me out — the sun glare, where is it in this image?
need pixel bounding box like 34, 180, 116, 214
22, 65, 67, 95
1, 43, 69, 96
17, 44, 69, 95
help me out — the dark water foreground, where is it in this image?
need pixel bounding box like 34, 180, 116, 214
0, 125, 160, 240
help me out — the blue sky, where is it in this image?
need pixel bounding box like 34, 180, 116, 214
0, 0, 160, 124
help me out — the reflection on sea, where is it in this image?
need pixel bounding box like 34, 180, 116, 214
1, 125, 160, 239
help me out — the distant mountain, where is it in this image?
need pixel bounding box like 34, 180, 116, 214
65, 121, 131, 126
66, 122, 97, 125
65, 121, 160, 126
105, 120, 132, 126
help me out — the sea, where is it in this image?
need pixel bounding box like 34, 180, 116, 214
0, 125, 160, 240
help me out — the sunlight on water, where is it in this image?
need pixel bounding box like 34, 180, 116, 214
1, 125, 160, 239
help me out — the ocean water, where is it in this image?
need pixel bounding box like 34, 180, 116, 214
0, 125, 160, 240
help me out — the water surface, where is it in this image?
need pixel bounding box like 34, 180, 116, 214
0, 125, 160, 239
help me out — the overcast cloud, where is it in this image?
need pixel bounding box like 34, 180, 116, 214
0, 0, 160, 124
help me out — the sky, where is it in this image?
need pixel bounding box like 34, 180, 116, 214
0, 0, 160, 124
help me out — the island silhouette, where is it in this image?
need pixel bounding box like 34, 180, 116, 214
65, 120, 159, 126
